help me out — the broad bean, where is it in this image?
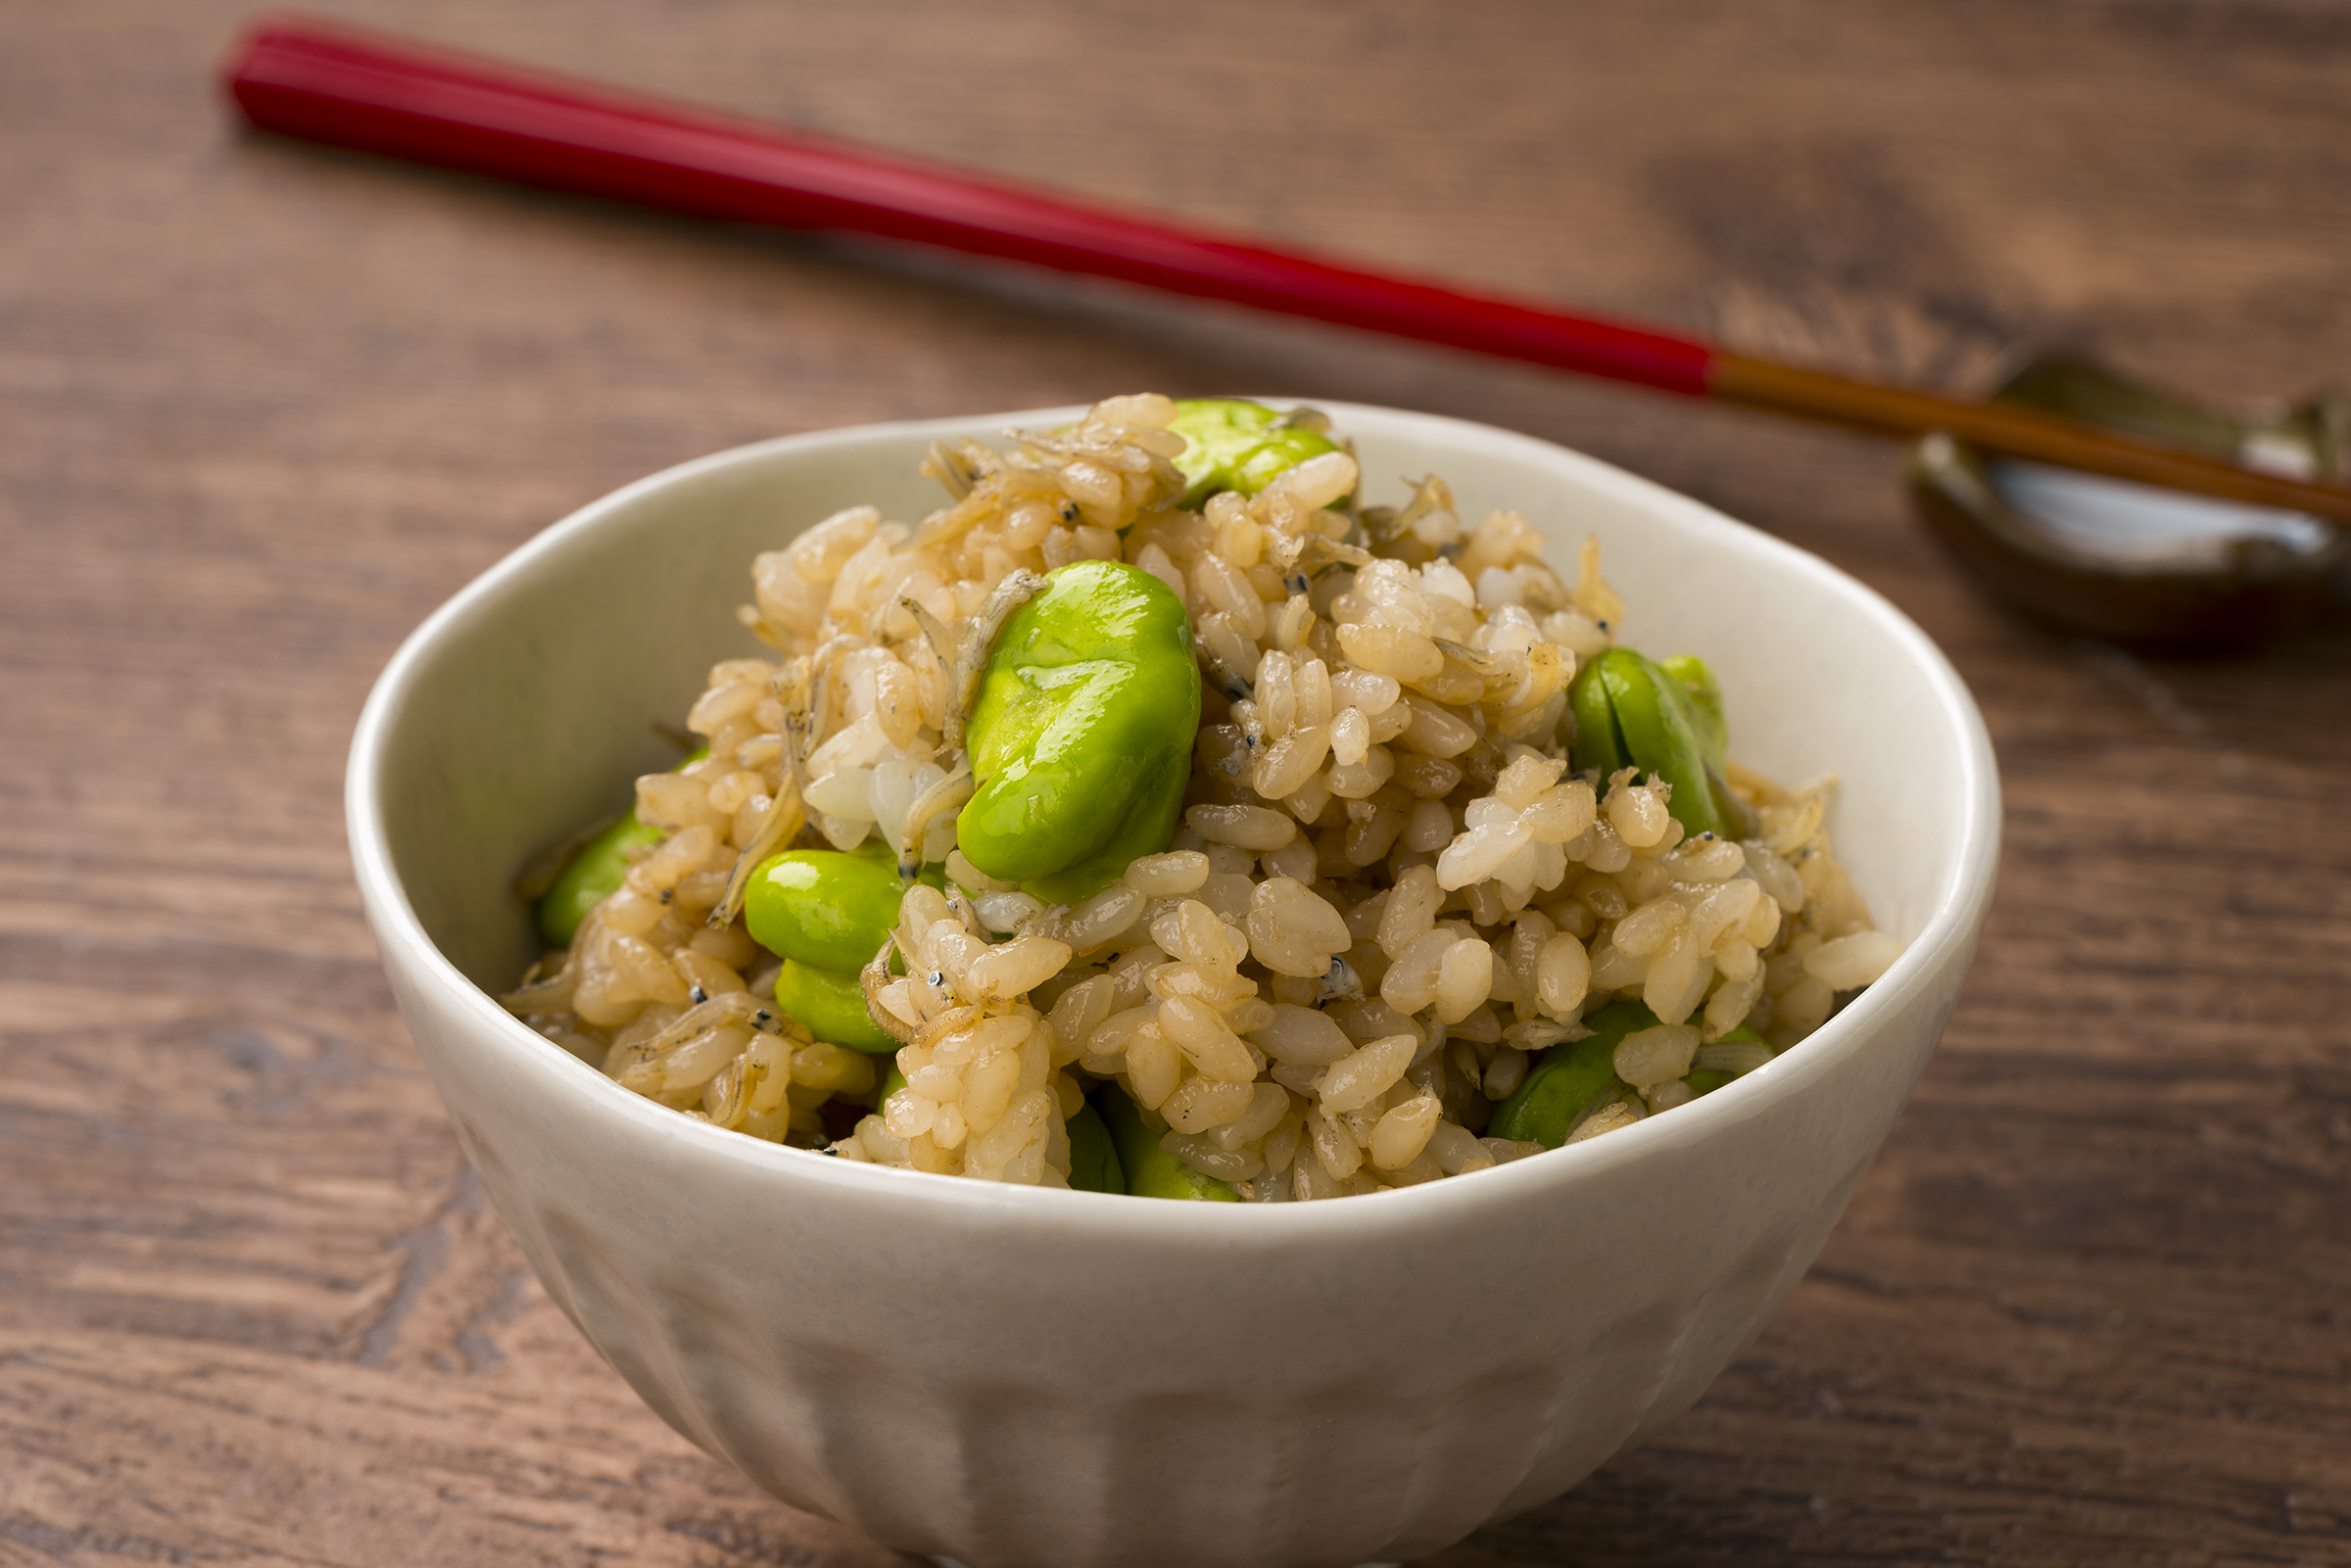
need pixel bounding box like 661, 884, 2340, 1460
1093, 1082, 1240, 1202
743, 845, 921, 1053
772, 959, 899, 1054
1487, 998, 1655, 1147
1684, 1023, 1770, 1098
534, 748, 706, 947
1064, 1100, 1126, 1194
536, 812, 664, 948
1568, 648, 1732, 838
744, 848, 907, 973
960, 560, 1201, 903
1167, 398, 1341, 506
1658, 653, 1727, 766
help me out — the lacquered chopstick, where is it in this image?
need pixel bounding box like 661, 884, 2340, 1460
223, 17, 2351, 528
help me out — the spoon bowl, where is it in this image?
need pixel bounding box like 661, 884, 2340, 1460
1910, 358, 2348, 649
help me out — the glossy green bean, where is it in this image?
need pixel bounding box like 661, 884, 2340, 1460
534, 748, 708, 948
1658, 653, 1727, 769
1685, 1024, 1771, 1099
960, 560, 1201, 904
1093, 1083, 1239, 1202
771, 959, 900, 1054
1568, 648, 1731, 838
744, 848, 907, 974
1166, 398, 1340, 506
536, 812, 664, 948
1487, 998, 1656, 1148
1064, 1101, 1125, 1194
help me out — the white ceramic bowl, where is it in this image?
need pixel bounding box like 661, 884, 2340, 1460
348, 403, 1999, 1568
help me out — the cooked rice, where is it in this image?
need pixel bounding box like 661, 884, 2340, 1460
504, 395, 1898, 1197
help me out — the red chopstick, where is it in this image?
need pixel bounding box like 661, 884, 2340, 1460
221, 16, 2351, 527
224, 16, 1709, 395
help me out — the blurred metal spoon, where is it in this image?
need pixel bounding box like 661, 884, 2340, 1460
1910, 359, 2347, 648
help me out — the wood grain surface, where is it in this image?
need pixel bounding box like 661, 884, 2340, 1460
6, 2, 2348, 1563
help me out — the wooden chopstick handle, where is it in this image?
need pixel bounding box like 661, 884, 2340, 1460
1709, 355, 2351, 525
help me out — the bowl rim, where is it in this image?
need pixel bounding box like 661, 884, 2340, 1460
347, 398, 2002, 1245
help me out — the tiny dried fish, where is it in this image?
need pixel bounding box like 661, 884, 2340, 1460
1316, 954, 1365, 1004
615, 991, 775, 1061
711, 714, 808, 927
920, 439, 979, 501
496, 909, 599, 1012
944, 883, 987, 940
804, 634, 862, 753
947, 569, 1046, 748
701, 1058, 753, 1128
897, 761, 975, 880
1503, 1019, 1593, 1052
1194, 640, 1254, 701
860, 932, 917, 1047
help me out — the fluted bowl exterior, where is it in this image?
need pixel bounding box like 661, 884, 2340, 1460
349, 403, 1999, 1568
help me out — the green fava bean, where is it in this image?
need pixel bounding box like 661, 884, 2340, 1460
744, 849, 907, 973
1656, 653, 1759, 839
1065, 1101, 1126, 1194
771, 960, 900, 1054
534, 747, 709, 949
1167, 398, 1341, 506
1094, 1083, 1239, 1202
1658, 653, 1727, 769
1686, 1024, 1771, 1099
536, 812, 664, 949
960, 560, 1201, 904
1568, 647, 1731, 838
1488, 999, 1660, 1148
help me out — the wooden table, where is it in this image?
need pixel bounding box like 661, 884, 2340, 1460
7, 3, 2347, 1562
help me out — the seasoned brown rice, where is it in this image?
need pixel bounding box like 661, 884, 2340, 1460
504, 396, 1897, 1197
